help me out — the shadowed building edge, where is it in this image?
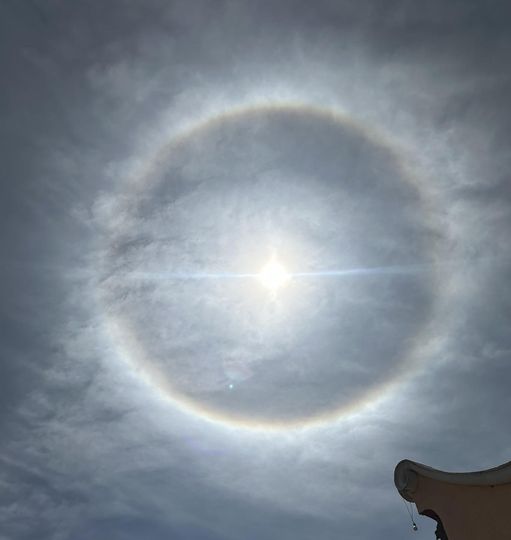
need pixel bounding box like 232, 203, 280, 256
394, 459, 511, 539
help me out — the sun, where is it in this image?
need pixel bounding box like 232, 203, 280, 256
258, 258, 290, 292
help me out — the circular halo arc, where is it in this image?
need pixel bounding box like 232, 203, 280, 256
97, 101, 441, 432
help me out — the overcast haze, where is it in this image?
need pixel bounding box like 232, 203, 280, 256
1, 1, 511, 539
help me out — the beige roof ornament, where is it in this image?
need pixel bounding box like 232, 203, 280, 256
394, 459, 511, 540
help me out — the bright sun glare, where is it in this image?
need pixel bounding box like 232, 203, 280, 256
258, 258, 290, 292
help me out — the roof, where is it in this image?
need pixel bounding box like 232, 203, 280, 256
394, 459, 511, 502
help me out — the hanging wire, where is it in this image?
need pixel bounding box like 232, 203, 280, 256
402, 499, 418, 531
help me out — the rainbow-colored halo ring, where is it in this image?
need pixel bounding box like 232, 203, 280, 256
97, 102, 441, 432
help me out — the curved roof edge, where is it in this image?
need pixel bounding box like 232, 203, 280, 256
394, 459, 511, 501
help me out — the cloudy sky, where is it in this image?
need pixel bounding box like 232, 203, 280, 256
1, 1, 511, 539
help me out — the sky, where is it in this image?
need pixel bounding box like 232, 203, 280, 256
1, 1, 511, 539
